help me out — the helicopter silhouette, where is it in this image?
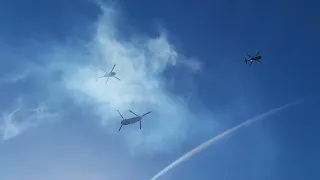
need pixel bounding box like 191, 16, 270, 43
245, 51, 262, 66
96, 64, 121, 84
117, 110, 152, 131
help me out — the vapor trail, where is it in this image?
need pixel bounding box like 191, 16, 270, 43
150, 100, 304, 180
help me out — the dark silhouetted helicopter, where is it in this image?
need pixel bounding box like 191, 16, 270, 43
96, 64, 121, 84
117, 110, 152, 131
245, 51, 262, 66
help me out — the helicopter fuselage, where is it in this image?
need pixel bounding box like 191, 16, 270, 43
121, 117, 142, 125
105, 71, 116, 77
250, 56, 262, 61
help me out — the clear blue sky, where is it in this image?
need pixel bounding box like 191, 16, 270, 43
0, 0, 319, 180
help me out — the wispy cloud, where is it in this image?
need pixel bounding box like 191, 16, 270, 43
0, 70, 30, 83
1, 1, 216, 155
0, 99, 58, 143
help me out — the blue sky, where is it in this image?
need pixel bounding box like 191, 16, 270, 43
0, 0, 319, 180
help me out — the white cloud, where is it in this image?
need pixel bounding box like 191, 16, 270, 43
1, 2, 216, 155
0, 99, 58, 143
0, 70, 30, 83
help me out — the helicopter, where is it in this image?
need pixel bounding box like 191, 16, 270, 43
96, 64, 121, 84
117, 110, 152, 131
245, 51, 262, 66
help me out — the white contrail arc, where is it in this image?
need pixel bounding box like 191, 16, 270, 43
150, 99, 304, 180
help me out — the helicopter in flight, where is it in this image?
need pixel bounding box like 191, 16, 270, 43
96, 64, 121, 84
117, 110, 152, 131
245, 51, 262, 66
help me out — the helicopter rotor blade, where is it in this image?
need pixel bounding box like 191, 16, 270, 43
100, 68, 107, 73
118, 125, 123, 131
117, 110, 125, 119
129, 110, 139, 117
246, 53, 252, 57
142, 111, 151, 117
105, 77, 110, 84
256, 50, 260, 56
110, 64, 116, 72
113, 76, 121, 81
